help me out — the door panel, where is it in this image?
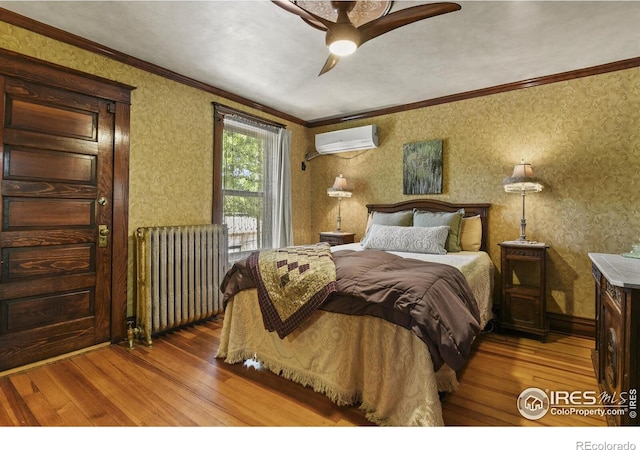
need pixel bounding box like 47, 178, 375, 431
4, 77, 99, 140
0, 273, 95, 301
3, 290, 93, 333
5, 147, 97, 183
2, 244, 94, 280
5, 198, 96, 228
0, 76, 113, 371
7, 99, 97, 139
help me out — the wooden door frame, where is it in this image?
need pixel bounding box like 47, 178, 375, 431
0, 48, 134, 343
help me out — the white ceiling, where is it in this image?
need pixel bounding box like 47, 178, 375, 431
1, 1, 639, 123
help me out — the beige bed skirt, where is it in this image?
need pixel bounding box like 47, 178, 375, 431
216, 288, 461, 426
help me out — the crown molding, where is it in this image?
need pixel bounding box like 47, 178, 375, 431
307, 56, 640, 127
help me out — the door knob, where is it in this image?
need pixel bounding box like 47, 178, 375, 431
99, 225, 110, 247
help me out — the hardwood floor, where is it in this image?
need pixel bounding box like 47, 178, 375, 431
442, 330, 606, 427
0, 317, 607, 428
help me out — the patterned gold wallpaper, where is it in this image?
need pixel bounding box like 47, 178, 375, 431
2, 20, 639, 320
310, 69, 640, 319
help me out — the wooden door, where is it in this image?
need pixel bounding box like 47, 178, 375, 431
0, 76, 114, 371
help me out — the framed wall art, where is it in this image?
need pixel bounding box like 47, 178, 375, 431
403, 139, 443, 195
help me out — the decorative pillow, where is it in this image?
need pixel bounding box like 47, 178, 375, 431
370, 210, 413, 226
460, 215, 482, 252
361, 210, 413, 243
413, 208, 464, 252
361, 224, 449, 255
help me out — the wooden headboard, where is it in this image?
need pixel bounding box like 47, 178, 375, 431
366, 199, 491, 252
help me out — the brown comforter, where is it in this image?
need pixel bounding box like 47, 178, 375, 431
220, 248, 481, 372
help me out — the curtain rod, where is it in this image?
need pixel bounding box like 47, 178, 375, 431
213, 102, 286, 129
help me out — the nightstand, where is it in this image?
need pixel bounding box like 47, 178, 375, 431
499, 241, 550, 342
319, 231, 355, 246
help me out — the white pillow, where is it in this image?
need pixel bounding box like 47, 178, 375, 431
362, 224, 449, 255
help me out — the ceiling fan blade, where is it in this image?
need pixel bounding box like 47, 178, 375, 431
358, 2, 461, 45
301, 17, 329, 32
318, 54, 340, 76
271, 0, 335, 30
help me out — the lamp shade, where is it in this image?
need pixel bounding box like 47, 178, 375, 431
327, 174, 352, 198
503, 159, 544, 193
502, 159, 543, 242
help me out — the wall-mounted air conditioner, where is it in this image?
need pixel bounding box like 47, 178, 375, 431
315, 125, 379, 154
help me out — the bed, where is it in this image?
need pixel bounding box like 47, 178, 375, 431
215, 199, 494, 426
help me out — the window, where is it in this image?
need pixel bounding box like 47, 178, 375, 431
213, 104, 292, 262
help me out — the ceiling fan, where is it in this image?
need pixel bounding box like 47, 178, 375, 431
272, 1, 461, 75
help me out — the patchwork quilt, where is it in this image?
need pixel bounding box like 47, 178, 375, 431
246, 243, 336, 338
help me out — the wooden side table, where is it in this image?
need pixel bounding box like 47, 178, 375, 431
499, 241, 550, 342
319, 231, 355, 246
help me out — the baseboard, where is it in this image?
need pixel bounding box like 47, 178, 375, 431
547, 312, 596, 338
0, 342, 110, 377
492, 305, 596, 339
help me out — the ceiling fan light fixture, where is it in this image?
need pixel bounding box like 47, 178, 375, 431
274, 0, 462, 74
329, 39, 357, 56
326, 22, 360, 57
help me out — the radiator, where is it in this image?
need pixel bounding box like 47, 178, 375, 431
135, 224, 229, 346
